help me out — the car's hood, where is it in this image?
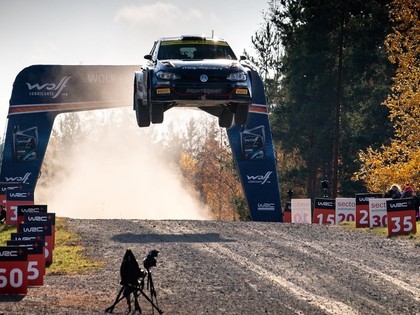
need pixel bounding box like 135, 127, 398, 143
158, 59, 242, 71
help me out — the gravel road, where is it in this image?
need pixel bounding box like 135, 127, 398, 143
1, 219, 419, 315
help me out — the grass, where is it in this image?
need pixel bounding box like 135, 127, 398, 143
339, 221, 420, 247
0, 217, 103, 275
0, 224, 16, 243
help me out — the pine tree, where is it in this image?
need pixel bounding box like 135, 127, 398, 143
250, 0, 393, 197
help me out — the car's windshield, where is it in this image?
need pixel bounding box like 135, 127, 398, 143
158, 40, 237, 60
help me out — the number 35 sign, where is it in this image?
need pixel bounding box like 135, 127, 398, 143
386, 199, 417, 236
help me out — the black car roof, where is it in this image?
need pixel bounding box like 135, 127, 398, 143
159, 35, 227, 43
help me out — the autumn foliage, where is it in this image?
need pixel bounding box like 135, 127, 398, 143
355, 0, 420, 192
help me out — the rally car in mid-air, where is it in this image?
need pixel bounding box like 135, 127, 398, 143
134, 35, 253, 128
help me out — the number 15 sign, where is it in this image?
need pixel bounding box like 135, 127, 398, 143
386, 199, 417, 236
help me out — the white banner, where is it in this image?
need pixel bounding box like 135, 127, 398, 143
291, 199, 312, 224
335, 198, 356, 224
369, 198, 390, 228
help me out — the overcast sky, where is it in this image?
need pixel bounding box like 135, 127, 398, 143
0, 0, 268, 133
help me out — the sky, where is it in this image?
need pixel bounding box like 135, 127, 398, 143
0, 0, 269, 135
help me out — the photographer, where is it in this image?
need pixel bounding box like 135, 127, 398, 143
384, 184, 402, 199
402, 185, 414, 198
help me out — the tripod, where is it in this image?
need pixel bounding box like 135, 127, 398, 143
143, 268, 161, 314
105, 269, 163, 314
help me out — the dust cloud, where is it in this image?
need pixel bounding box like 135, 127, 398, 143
37, 109, 211, 220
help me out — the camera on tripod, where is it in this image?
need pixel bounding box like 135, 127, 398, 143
106, 249, 163, 314
321, 179, 329, 198
143, 249, 159, 270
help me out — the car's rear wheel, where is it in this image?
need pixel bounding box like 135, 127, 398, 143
150, 103, 164, 124
234, 104, 249, 125
218, 108, 233, 128
135, 98, 150, 127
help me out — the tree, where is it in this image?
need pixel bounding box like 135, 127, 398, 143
178, 118, 247, 220
250, 0, 394, 198
245, 19, 283, 108
355, 0, 420, 192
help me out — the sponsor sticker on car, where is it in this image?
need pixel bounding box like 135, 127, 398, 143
185, 88, 223, 94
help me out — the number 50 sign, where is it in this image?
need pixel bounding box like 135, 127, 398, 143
386, 199, 417, 236
0, 247, 28, 295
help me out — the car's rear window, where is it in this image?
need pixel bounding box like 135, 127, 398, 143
158, 40, 237, 60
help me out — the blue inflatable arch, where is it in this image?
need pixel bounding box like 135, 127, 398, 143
0, 65, 282, 222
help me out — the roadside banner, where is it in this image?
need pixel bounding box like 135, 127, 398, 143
369, 198, 390, 228
335, 198, 356, 223
283, 201, 291, 223
5, 189, 34, 225
0, 184, 22, 212
355, 193, 382, 228
386, 198, 417, 236
17, 204, 48, 226
291, 199, 312, 224
0, 246, 28, 295
10, 232, 49, 266
17, 223, 53, 266
24, 213, 56, 248
313, 198, 335, 224
6, 240, 45, 286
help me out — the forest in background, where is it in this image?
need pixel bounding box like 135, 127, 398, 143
247, 0, 419, 200
2, 0, 419, 220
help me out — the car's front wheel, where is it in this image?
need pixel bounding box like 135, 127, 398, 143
135, 98, 151, 127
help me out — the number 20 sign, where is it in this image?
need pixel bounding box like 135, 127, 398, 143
386, 199, 417, 236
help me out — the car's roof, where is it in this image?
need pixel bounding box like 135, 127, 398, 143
159, 35, 228, 43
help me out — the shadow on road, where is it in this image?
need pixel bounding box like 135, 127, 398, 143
0, 295, 26, 303
111, 232, 235, 243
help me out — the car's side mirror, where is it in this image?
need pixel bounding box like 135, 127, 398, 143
144, 54, 152, 60
240, 55, 247, 61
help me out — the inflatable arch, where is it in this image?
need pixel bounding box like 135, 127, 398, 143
0, 65, 282, 222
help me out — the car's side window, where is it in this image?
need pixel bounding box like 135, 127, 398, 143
149, 41, 158, 59
152, 43, 160, 61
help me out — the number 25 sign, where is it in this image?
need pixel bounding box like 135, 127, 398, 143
386, 199, 417, 236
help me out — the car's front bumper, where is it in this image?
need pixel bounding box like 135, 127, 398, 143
151, 83, 252, 107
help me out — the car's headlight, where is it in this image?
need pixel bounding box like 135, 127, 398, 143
227, 71, 247, 81
156, 71, 180, 80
